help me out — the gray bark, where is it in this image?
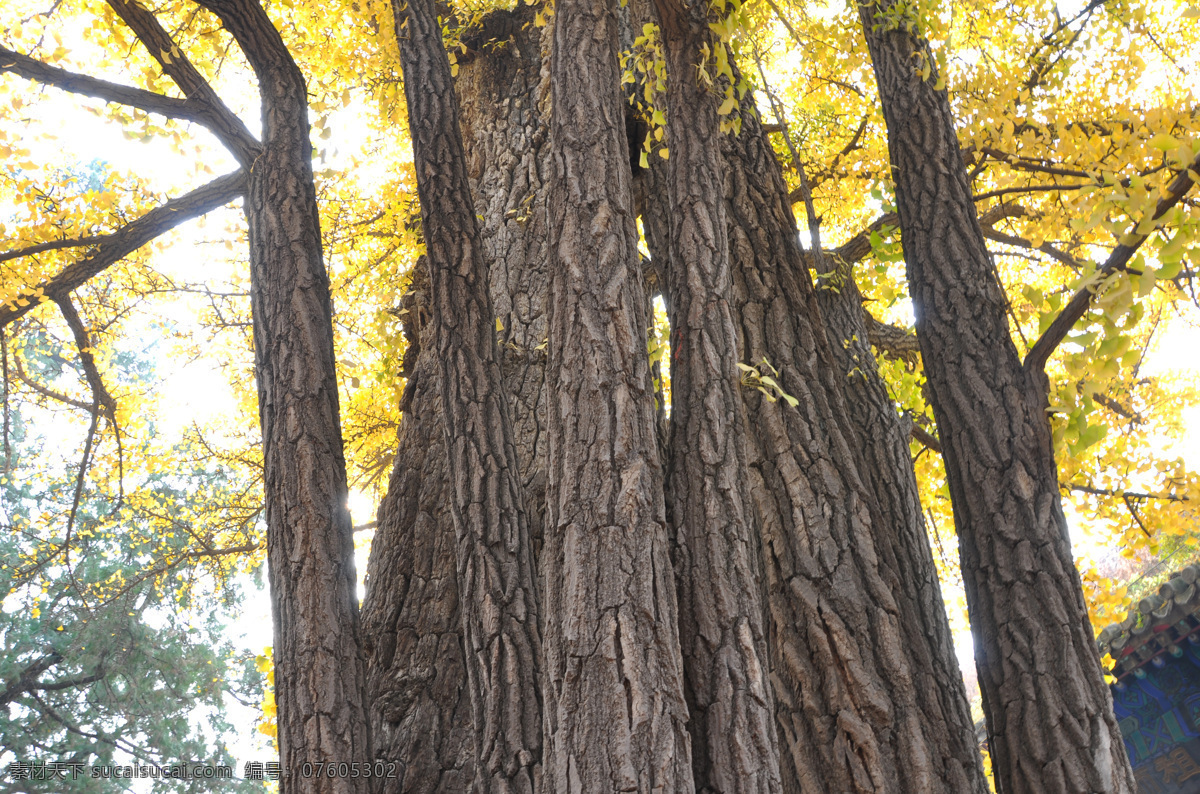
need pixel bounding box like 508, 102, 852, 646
392, 0, 544, 786
361, 7, 552, 792
719, 73, 981, 793
856, 3, 1135, 792
650, 2, 782, 790
542, 0, 695, 786
190, 1, 374, 791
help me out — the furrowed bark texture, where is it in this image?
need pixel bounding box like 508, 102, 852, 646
813, 263, 988, 793
362, 271, 474, 793
456, 6, 554, 535
857, 7, 1135, 793
394, 0, 543, 787
719, 81, 969, 793
650, 5, 781, 791
361, 11, 551, 792
544, 0, 695, 786
192, 1, 372, 791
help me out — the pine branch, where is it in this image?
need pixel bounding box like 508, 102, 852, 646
0, 169, 246, 328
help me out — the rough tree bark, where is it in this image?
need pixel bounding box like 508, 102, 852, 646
856, 4, 1135, 792
189, 1, 374, 791
650, 3, 782, 790
373, 0, 545, 789
813, 260, 987, 792
715, 69, 986, 794
362, 270, 474, 793
361, 8, 552, 793
542, 0, 695, 785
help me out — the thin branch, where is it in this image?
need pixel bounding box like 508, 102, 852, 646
1, 327, 9, 476
980, 225, 1087, 270
10, 353, 93, 411
92, 543, 259, 608
911, 422, 942, 453
0, 236, 106, 266
56, 299, 116, 417
1093, 393, 1143, 424
1124, 494, 1152, 538
0, 652, 63, 708
754, 53, 821, 251
978, 147, 1095, 180
100, 0, 260, 164
0, 45, 211, 124
58, 297, 124, 505
973, 182, 1089, 202
1066, 482, 1190, 502
761, 0, 803, 46
0, 169, 247, 328
832, 202, 1027, 266
1025, 146, 1200, 372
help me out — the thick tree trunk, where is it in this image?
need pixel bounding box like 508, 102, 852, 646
650, 4, 782, 791
856, 5, 1135, 792
455, 7, 554, 536
192, 2, 373, 791
362, 273, 474, 793
361, 10, 551, 792
718, 78, 983, 793
813, 263, 987, 792
542, 0, 695, 787
391, 0, 543, 787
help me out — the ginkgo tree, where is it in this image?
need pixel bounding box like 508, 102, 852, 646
1, 0, 1199, 791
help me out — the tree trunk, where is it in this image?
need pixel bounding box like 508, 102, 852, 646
361, 9, 552, 792
856, 4, 1135, 792
389, 0, 545, 787
650, 4, 782, 791
813, 262, 987, 792
542, 0, 695, 787
455, 7, 554, 539
718, 74, 982, 793
362, 271, 474, 793
192, 2, 373, 791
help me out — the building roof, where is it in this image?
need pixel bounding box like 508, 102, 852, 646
1098, 563, 1200, 681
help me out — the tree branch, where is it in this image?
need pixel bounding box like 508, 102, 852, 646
10, 353, 93, 411
973, 182, 1089, 202
0, 169, 246, 328
832, 202, 1027, 266
0, 237, 107, 265
980, 225, 1087, 270
1065, 482, 1190, 502
910, 422, 942, 453
101, 0, 260, 165
0, 652, 63, 708
56, 298, 117, 418
865, 313, 920, 362
1025, 146, 1200, 372
0, 45, 211, 124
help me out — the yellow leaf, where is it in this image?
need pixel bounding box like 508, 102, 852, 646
1149, 132, 1180, 151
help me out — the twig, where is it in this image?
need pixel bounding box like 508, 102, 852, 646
1025, 146, 1200, 372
